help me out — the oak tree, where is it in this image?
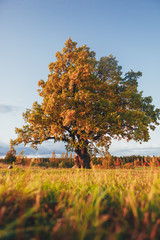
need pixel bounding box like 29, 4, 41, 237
11, 38, 160, 168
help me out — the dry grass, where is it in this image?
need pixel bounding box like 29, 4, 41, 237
0, 163, 160, 239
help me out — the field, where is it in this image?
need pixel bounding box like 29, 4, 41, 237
0, 164, 160, 240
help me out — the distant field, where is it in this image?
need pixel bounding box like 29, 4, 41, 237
0, 164, 160, 240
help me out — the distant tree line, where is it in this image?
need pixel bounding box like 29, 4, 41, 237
1, 148, 160, 169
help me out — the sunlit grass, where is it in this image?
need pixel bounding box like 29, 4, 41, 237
0, 165, 160, 239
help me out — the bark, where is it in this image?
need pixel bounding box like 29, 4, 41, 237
74, 147, 91, 169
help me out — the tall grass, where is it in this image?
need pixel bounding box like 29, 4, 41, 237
0, 165, 160, 239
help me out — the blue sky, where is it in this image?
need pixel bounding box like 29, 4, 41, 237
0, 0, 160, 157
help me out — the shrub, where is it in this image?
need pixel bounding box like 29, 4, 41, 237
58, 158, 74, 168
4, 148, 16, 164
123, 162, 134, 169
101, 154, 115, 169
91, 157, 102, 165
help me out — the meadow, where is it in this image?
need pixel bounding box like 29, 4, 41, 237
0, 163, 160, 240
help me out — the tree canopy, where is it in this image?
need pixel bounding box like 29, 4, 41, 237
11, 38, 160, 168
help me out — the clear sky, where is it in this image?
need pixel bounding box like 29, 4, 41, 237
0, 0, 160, 157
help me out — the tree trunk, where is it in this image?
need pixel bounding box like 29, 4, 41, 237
75, 147, 91, 169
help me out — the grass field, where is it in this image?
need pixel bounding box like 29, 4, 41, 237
0, 164, 160, 240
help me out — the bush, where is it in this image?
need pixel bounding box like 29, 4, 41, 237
58, 158, 74, 168
91, 157, 102, 165
101, 154, 115, 169
123, 162, 134, 169
4, 149, 16, 164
